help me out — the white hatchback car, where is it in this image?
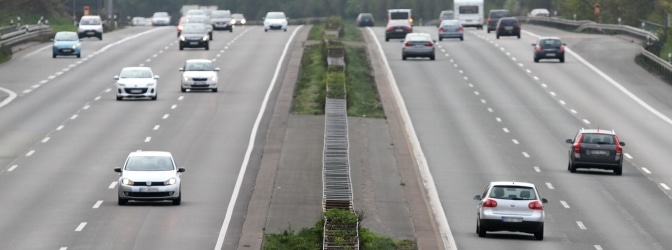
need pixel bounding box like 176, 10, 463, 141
473, 181, 548, 240
115, 67, 159, 101
263, 12, 288, 32
114, 151, 185, 205
180, 59, 220, 92
77, 15, 103, 40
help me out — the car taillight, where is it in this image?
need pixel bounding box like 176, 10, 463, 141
459, 27, 463, 32
516, 23, 521, 28
386, 26, 394, 32
573, 134, 583, 154
404, 42, 412, 47
559, 45, 564, 51
614, 137, 622, 156
425, 42, 434, 47
487, 17, 491, 23
528, 201, 543, 210
403, 26, 412, 31
535, 45, 542, 51
483, 199, 498, 208
439, 28, 445, 32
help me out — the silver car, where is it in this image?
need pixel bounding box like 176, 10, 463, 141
438, 19, 463, 41
114, 151, 185, 205
473, 181, 548, 240
184, 15, 213, 40
401, 33, 436, 61
180, 59, 220, 92
210, 10, 233, 32
114, 67, 159, 101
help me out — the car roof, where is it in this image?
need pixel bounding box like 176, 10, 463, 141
539, 36, 561, 40
186, 59, 212, 63
490, 9, 509, 12
128, 151, 173, 157
122, 66, 151, 70
440, 20, 460, 25
387, 19, 411, 26
580, 128, 617, 135
490, 181, 536, 188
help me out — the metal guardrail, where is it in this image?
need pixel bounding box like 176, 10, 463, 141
522, 16, 659, 42
0, 24, 52, 48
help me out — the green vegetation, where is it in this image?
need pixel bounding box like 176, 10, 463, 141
344, 45, 384, 118
264, 209, 417, 250
293, 43, 327, 114
0, 45, 11, 64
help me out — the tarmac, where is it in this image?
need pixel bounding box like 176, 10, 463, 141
236, 24, 444, 249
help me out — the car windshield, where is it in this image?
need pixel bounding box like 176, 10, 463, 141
441, 13, 454, 19
541, 39, 562, 46
490, 11, 510, 18
390, 12, 409, 19
581, 134, 616, 144
501, 19, 518, 25
55, 32, 78, 41
120, 69, 153, 78
266, 13, 286, 19
80, 18, 100, 25
125, 156, 174, 171
211, 12, 231, 18
490, 186, 537, 200
186, 17, 208, 24
185, 61, 214, 71
153, 12, 168, 17
406, 34, 430, 41
187, 10, 205, 16
441, 20, 459, 27
183, 24, 206, 33
233, 14, 244, 19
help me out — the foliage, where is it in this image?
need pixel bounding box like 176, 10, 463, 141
263, 220, 323, 250
359, 227, 417, 250
293, 43, 326, 115
0, 45, 12, 64
325, 208, 358, 225
344, 45, 384, 118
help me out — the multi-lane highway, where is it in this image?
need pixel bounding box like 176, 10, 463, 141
369, 24, 672, 249
0, 25, 300, 249
1, 19, 672, 250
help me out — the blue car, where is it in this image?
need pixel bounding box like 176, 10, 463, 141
52, 31, 81, 58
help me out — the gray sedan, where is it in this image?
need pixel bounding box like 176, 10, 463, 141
438, 19, 463, 41
114, 151, 185, 205
401, 33, 436, 61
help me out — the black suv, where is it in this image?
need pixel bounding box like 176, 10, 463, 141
566, 128, 626, 175
487, 9, 510, 33
495, 17, 521, 39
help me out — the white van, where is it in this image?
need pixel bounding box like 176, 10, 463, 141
78, 15, 103, 40
387, 9, 413, 25
529, 8, 550, 17
454, 0, 483, 29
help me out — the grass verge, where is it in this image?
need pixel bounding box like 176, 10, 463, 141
0, 45, 11, 64
292, 43, 326, 114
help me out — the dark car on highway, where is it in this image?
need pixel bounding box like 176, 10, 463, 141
495, 17, 520, 39
487, 9, 510, 33
566, 128, 626, 175
357, 13, 375, 27
385, 19, 412, 41
179, 23, 210, 50
438, 19, 463, 41
533, 37, 566, 63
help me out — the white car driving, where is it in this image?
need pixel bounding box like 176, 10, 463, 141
114, 67, 159, 101
114, 151, 185, 205
180, 59, 219, 92
263, 11, 288, 32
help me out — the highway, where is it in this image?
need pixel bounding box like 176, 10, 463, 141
369, 24, 672, 249
1, 20, 672, 250
0, 25, 299, 249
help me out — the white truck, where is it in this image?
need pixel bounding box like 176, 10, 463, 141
454, 0, 483, 29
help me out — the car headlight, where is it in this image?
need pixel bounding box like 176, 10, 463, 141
165, 178, 177, 185
183, 75, 190, 82
210, 75, 217, 81
203, 35, 208, 41
121, 178, 134, 185
241, 19, 246, 24
72, 44, 78, 49
230, 19, 235, 24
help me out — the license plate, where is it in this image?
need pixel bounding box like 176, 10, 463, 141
505, 26, 513, 30
130, 89, 142, 93
395, 29, 402, 32
502, 217, 523, 223
590, 150, 608, 155
139, 187, 158, 192
87, 31, 94, 34
190, 42, 198, 45
546, 53, 556, 56
62, 49, 72, 53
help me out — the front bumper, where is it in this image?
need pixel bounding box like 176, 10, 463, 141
118, 183, 180, 201
182, 80, 217, 90
117, 86, 156, 98
180, 40, 208, 48
53, 47, 80, 55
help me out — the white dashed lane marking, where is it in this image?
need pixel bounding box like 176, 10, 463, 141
533, 166, 541, 172
75, 222, 87, 232
93, 200, 103, 209
108, 182, 117, 189
42, 137, 50, 143
560, 200, 571, 208
8, 165, 18, 172
661, 183, 671, 190
545, 182, 555, 190
25, 150, 35, 157
577, 221, 587, 230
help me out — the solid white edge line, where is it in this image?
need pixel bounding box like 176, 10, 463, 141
661, 183, 671, 190
214, 25, 304, 250
367, 27, 456, 250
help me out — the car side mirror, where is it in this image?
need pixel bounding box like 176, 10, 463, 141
433, 40, 437, 43
214, 67, 220, 71
114, 167, 122, 173
619, 142, 625, 146
473, 195, 481, 200
562, 43, 567, 45
178, 68, 184, 71
50, 38, 54, 42
565, 139, 573, 144
541, 198, 549, 204
262, 17, 265, 20
154, 75, 160, 79
531, 43, 536, 46
178, 167, 186, 172
114, 75, 120, 80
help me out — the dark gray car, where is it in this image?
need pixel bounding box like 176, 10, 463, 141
487, 9, 510, 33
566, 128, 626, 175
385, 19, 412, 41
533, 37, 565, 63
211, 10, 233, 32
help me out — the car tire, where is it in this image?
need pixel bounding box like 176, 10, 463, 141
264, 29, 268, 32
212, 88, 218, 92
460, 37, 464, 41
284, 29, 287, 32
496, 35, 500, 39
385, 37, 389, 42
402, 55, 406, 60
534, 228, 544, 240
560, 57, 565, 63
151, 95, 157, 100
205, 45, 210, 50
439, 37, 443, 41
209, 32, 213, 41
118, 197, 128, 205
430, 55, 435, 61
76, 53, 81, 58
99, 35, 103, 40
534, 57, 539, 63
614, 166, 623, 176
229, 28, 233, 33
477, 220, 486, 237
181, 87, 186, 92
517, 34, 521, 39
173, 194, 181, 205
568, 162, 577, 173
487, 29, 491, 33
52, 53, 56, 58
179, 46, 183, 51
116, 96, 123, 101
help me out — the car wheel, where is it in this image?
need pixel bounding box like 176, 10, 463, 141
517, 34, 521, 39
116, 96, 123, 101
460, 37, 464, 41
487, 29, 490, 33
496, 35, 500, 39
52, 53, 56, 58
560, 57, 565, 63
439, 37, 443, 41
614, 166, 623, 175
179, 46, 183, 51
568, 162, 577, 173
534, 228, 544, 240
386, 37, 389, 42
264, 29, 268, 32
99, 35, 103, 40
534, 57, 539, 63
212, 88, 218, 92
181, 87, 186, 92
205, 45, 210, 50
76, 53, 81, 58
477, 220, 486, 237
402, 55, 407, 60
209, 32, 213, 40
284, 29, 287, 32
430, 55, 435, 61
173, 194, 181, 205
151, 94, 157, 100
118, 197, 128, 205
229, 28, 233, 33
